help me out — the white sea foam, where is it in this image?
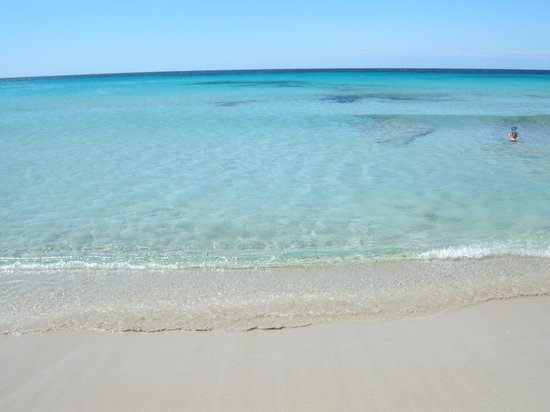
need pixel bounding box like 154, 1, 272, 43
418, 245, 550, 260
1, 243, 550, 273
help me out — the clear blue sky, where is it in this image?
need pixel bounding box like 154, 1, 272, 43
2, 0, 550, 77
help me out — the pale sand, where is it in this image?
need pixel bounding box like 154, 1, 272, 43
2, 297, 550, 412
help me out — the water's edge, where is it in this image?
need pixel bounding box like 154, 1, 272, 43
2, 256, 549, 335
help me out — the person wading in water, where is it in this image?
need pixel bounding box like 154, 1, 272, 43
508, 126, 519, 142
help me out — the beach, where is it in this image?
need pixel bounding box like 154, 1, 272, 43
2, 70, 550, 410
2, 296, 550, 411
2, 0, 550, 405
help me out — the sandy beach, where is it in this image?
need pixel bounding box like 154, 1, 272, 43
2, 296, 550, 411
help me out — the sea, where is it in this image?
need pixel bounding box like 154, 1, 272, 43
1, 69, 550, 333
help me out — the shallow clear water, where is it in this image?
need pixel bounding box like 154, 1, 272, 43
1, 70, 550, 332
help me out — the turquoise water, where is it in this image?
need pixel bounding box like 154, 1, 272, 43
1, 70, 550, 332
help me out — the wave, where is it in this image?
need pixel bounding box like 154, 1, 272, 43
418, 244, 550, 260
1, 244, 549, 272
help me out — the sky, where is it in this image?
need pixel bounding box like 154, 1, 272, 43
2, 0, 550, 78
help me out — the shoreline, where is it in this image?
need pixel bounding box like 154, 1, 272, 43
2, 256, 550, 334
2, 295, 550, 411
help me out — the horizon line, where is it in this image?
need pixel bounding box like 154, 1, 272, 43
2, 67, 550, 82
